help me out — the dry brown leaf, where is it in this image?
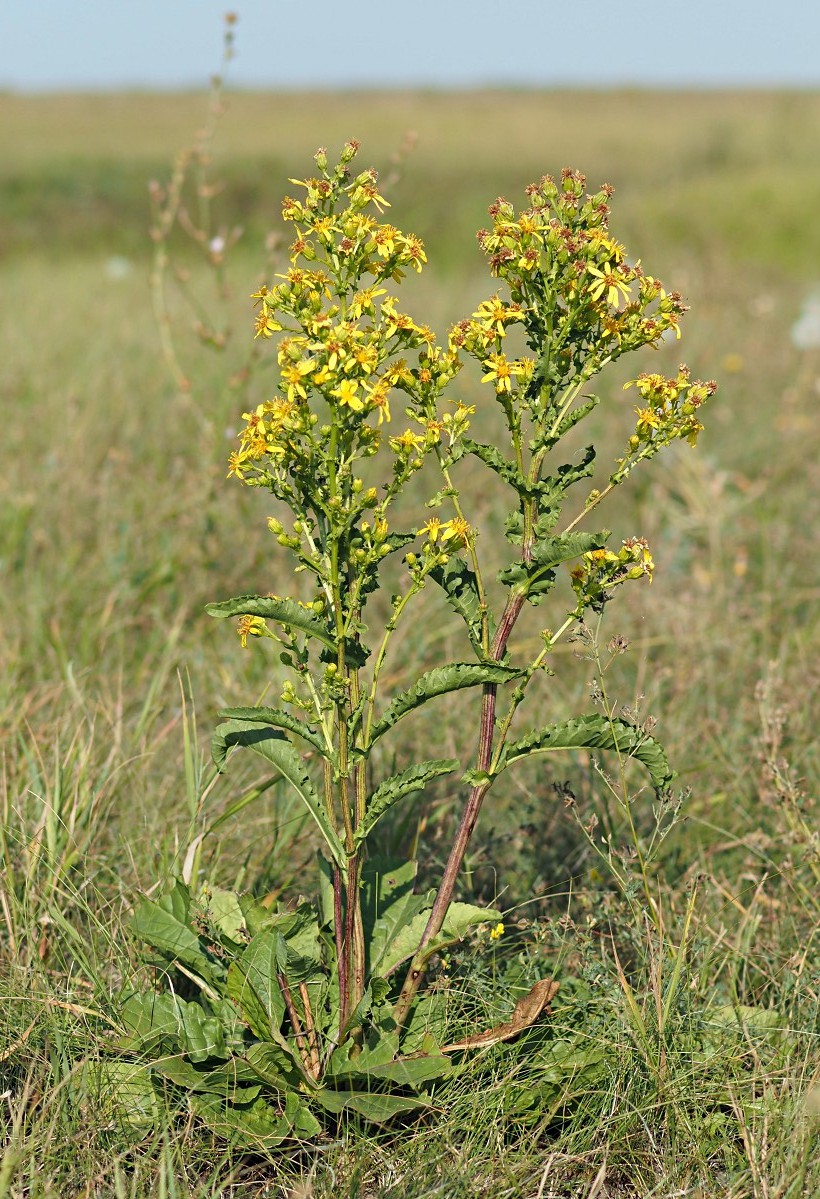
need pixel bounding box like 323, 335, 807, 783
441, 978, 559, 1052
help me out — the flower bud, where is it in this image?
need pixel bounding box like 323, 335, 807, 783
314, 147, 328, 171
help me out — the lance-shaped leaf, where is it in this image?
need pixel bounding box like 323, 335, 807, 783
212, 722, 345, 866
354, 759, 459, 847
496, 714, 675, 794
498, 530, 609, 603
448, 439, 525, 493
206, 594, 335, 648
428, 557, 491, 657
441, 979, 559, 1052
367, 663, 520, 747
217, 706, 329, 758
130, 881, 219, 986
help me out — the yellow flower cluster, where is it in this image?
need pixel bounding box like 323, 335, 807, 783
570, 537, 655, 611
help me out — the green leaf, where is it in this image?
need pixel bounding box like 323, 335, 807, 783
498, 530, 608, 603
497, 714, 675, 793
360, 859, 430, 976
312, 1088, 430, 1122
192, 1090, 320, 1146
130, 881, 218, 985
155, 1056, 262, 1098
367, 662, 520, 747
354, 759, 459, 846
428, 557, 489, 655
206, 594, 335, 649
244, 1042, 305, 1093
377, 900, 501, 978
449, 438, 525, 491
217, 706, 328, 758
81, 1060, 161, 1133
119, 991, 228, 1063
211, 722, 345, 866
227, 932, 286, 1042
330, 1053, 452, 1088
202, 885, 247, 943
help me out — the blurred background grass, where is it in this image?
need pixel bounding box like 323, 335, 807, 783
1, 88, 815, 883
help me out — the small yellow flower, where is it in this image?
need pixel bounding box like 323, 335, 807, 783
482, 353, 514, 393
489, 922, 505, 941
587, 262, 633, 310
331, 379, 365, 412
237, 614, 266, 648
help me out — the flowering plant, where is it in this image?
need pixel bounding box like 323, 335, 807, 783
126, 143, 715, 1139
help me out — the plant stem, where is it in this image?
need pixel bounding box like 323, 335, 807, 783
393, 584, 528, 1029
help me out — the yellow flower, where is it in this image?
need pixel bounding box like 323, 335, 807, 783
482, 353, 515, 393
489, 922, 505, 941
330, 379, 365, 412
237, 614, 266, 648
280, 359, 316, 401
587, 262, 633, 310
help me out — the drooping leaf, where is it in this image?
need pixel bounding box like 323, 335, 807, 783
354, 759, 459, 846
206, 594, 335, 649
216, 706, 329, 758
211, 722, 345, 866
367, 663, 520, 747
441, 979, 559, 1052
428, 557, 490, 656
497, 714, 675, 793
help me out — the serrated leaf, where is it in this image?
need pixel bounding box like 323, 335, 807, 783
428, 557, 489, 655
211, 722, 345, 866
367, 663, 520, 747
449, 439, 525, 492
217, 706, 329, 758
497, 714, 674, 793
498, 530, 608, 602
354, 759, 459, 846
206, 594, 335, 648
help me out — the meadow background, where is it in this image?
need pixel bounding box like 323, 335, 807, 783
0, 88, 818, 1197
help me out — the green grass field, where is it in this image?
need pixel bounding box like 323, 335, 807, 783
0, 88, 818, 1197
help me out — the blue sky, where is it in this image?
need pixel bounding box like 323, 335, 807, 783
4, 0, 820, 90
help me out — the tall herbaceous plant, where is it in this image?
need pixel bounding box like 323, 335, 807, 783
127, 143, 715, 1138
